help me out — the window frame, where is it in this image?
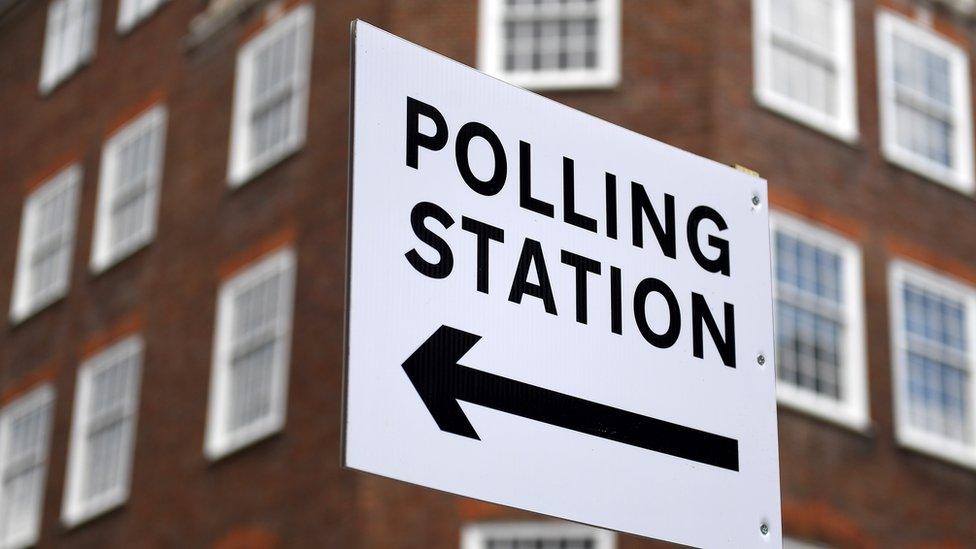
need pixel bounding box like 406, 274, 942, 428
876, 9, 975, 192
752, 0, 859, 142
116, 0, 167, 34
770, 212, 869, 431
39, 0, 100, 94
10, 164, 82, 324
461, 521, 616, 549
226, 3, 314, 187
204, 246, 296, 461
90, 104, 167, 273
477, 0, 621, 91
61, 335, 143, 528
0, 385, 55, 549
889, 260, 976, 469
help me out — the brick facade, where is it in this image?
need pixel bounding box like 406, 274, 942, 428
0, 0, 974, 547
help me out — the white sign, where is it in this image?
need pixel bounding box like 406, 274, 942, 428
344, 21, 782, 548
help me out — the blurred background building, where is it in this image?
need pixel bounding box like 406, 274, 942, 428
1, 0, 976, 547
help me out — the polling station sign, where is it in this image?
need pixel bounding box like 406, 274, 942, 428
343, 21, 782, 548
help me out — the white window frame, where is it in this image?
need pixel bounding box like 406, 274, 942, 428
477, 0, 621, 91
116, 0, 167, 33
770, 213, 869, 431
785, 539, 833, 549
0, 385, 55, 549
227, 3, 313, 187
90, 104, 167, 273
461, 521, 615, 549
889, 260, 976, 469
10, 165, 82, 324
62, 335, 143, 528
39, 0, 100, 94
876, 10, 975, 192
205, 247, 296, 460
752, 0, 858, 141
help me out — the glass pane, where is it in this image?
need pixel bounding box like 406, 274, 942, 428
228, 340, 276, 432
775, 232, 843, 303
500, 0, 602, 74
83, 421, 126, 500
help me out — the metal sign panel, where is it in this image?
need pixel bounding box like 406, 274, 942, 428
344, 20, 782, 548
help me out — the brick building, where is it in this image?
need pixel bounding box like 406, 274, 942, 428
1, 0, 975, 547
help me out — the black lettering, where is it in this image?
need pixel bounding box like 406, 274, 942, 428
610, 266, 622, 335
606, 173, 618, 240
461, 217, 505, 294
563, 157, 598, 233
456, 122, 506, 196
631, 182, 676, 258
508, 239, 557, 315
687, 205, 730, 276
519, 141, 554, 217
633, 278, 680, 348
692, 293, 736, 368
405, 202, 455, 279
560, 250, 601, 324
406, 97, 448, 169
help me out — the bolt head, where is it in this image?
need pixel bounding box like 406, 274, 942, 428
751, 195, 761, 206
757, 354, 766, 366
760, 523, 769, 536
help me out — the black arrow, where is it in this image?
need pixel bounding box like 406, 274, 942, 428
402, 325, 739, 471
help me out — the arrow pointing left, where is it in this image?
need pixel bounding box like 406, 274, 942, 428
402, 325, 740, 471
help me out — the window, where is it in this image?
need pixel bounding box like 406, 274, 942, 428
117, 0, 166, 32
785, 539, 833, 549
0, 386, 55, 549
752, 0, 858, 140
205, 247, 296, 459
91, 104, 167, 272
227, 4, 313, 186
62, 336, 143, 527
771, 213, 867, 430
478, 0, 621, 90
10, 165, 82, 323
890, 261, 976, 468
39, 0, 99, 93
461, 522, 615, 549
876, 10, 974, 191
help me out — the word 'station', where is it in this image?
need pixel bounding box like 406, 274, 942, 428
344, 20, 783, 549
404, 96, 737, 369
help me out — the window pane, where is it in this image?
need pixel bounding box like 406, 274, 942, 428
0, 389, 53, 548
890, 31, 957, 169
902, 282, 970, 443
249, 24, 301, 163
767, 0, 838, 116
774, 230, 847, 401
499, 0, 603, 75
228, 340, 276, 432
40, 0, 98, 89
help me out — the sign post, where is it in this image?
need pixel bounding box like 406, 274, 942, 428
344, 20, 782, 548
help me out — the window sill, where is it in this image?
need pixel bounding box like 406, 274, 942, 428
90, 237, 153, 276
9, 292, 67, 327
881, 145, 975, 196
184, 0, 264, 51
38, 59, 93, 97
484, 69, 620, 93
204, 419, 284, 463
896, 428, 976, 472
754, 90, 859, 146
117, 2, 168, 36
61, 495, 127, 530
776, 391, 872, 436
227, 140, 303, 189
